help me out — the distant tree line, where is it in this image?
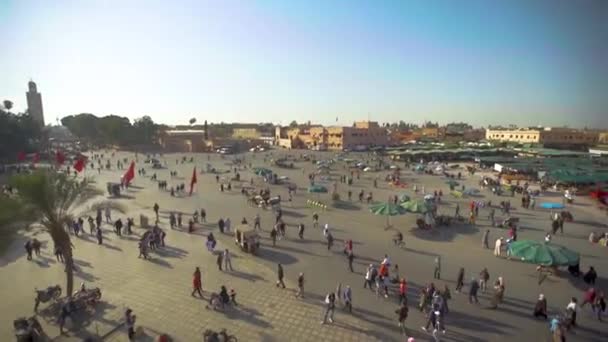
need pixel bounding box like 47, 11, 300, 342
0, 100, 42, 162
61, 113, 164, 147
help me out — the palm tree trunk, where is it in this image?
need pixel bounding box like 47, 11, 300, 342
64, 245, 75, 297
52, 225, 75, 297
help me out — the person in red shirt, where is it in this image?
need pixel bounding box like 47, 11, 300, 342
399, 278, 408, 305
192, 267, 203, 297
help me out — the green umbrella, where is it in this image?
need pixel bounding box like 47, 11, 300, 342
509, 240, 579, 266
253, 167, 272, 176
399, 194, 411, 203
400, 200, 431, 213
308, 185, 328, 193
370, 202, 406, 228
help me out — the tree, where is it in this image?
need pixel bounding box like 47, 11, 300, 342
289, 120, 298, 128
132, 116, 158, 145
2, 100, 13, 112
9, 171, 124, 296
0, 103, 42, 162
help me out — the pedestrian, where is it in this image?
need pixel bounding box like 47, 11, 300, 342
479, 268, 490, 292
454, 267, 465, 292
335, 282, 342, 305
533, 294, 548, 319
364, 264, 374, 290
225, 217, 231, 234
395, 302, 409, 337
31, 238, 41, 257
216, 252, 223, 271
566, 297, 578, 328
218, 218, 225, 234
125, 308, 136, 341
192, 267, 203, 297
201, 208, 206, 223
594, 292, 606, 321
153, 202, 159, 222
96, 227, 103, 245
88, 216, 95, 234
223, 249, 233, 271
270, 227, 277, 246
105, 206, 111, 223
434, 256, 441, 279
489, 280, 501, 309
347, 250, 355, 272
276, 263, 286, 288
254, 214, 261, 230
482, 229, 490, 249
494, 237, 503, 256
24, 240, 33, 260
177, 212, 183, 227
581, 287, 596, 308
298, 223, 305, 239
321, 292, 336, 324
399, 278, 408, 305
312, 212, 319, 228
327, 232, 334, 250
583, 266, 597, 285
343, 285, 352, 313
469, 278, 480, 304
295, 272, 305, 298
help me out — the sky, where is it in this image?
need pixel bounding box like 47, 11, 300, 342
1, 0, 607, 128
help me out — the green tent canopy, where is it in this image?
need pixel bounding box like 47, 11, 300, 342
369, 202, 406, 228
400, 200, 431, 213
509, 240, 579, 266
308, 185, 328, 193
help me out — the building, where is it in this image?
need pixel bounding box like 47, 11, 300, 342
486, 128, 542, 143
159, 129, 208, 152
274, 121, 388, 150
232, 128, 261, 139
26, 80, 44, 127
486, 127, 598, 149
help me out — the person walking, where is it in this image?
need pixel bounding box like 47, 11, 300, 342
479, 268, 490, 292
469, 278, 480, 304
482, 229, 490, 249
364, 264, 374, 290
223, 249, 233, 271
270, 227, 277, 246
395, 302, 409, 337
594, 292, 606, 321
125, 308, 136, 341
343, 285, 352, 313
533, 294, 548, 319
96, 227, 103, 245
321, 292, 336, 324
254, 214, 261, 231
192, 267, 203, 297
455, 268, 465, 292
399, 278, 408, 305
295, 273, 305, 298
153, 203, 159, 222
433, 256, 441, 280
347, 250, 355, 272
24, 240, 33, 260
276, 263, 286, 288
298, 223, 305, 239
494, 238, 503, 256
216, 252, 223, 271
104, 206, 112, 223
327, 232, 334, 250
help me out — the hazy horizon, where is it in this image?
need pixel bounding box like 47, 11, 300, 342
1, 0, 607, 128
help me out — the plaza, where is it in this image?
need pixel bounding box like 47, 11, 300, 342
1, 150, 606, 342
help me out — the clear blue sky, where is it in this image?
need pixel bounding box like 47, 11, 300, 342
1, 0, 606, 127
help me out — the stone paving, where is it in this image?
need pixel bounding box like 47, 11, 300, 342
1, 150, 607, 342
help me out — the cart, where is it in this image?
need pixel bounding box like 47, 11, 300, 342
234, 226, 260, 254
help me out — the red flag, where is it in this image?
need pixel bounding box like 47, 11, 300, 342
56, 151, 66, 165
73, 158, 85, 172
123, 161, 135, 185
17, 151, 26, 162
189, 167, 197, 195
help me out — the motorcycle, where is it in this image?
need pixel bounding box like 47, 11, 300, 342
34, 285, 62, 311
203, 329, 237, 342
14, 316, 43, 342
70, 287, 102, 312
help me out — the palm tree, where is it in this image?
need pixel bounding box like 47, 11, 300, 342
9, 170, 124, 296
2, 99, 13, 112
